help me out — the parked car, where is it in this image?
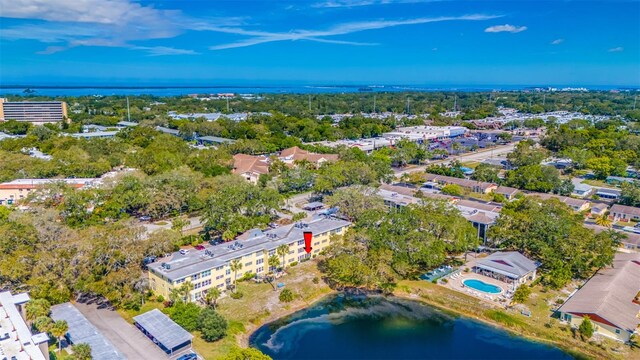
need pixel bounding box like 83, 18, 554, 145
179, 249, 189, 255
139, 215, 151, 221
176, 353, 197, 360
195, 245, 205, 251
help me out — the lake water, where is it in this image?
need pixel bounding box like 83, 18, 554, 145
250, 293, 572, 360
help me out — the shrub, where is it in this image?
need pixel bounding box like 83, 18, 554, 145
198, 308, 228, 342
239, 272, 254, 282
579, 316, 594, 340
156, 295, 165, 303
230, 291, 244, 300
290, 261, 298, 267
512, 285, 532, 304
441, 278, 448, 284
279, 289, 295, 303
168, 302, 201, 331
70, 343, 92, 360
312, 277, 320, 284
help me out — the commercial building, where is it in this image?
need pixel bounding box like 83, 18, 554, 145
0, 98, 68, 123
610, 204, 640, 222
0, 178, 98, 205
558, 252, 640, 342
383, 126, 467, 144
50, 303, 125, 360
232, 154, 270, 184
148, 216, 351, 301
0, 291, 49, 360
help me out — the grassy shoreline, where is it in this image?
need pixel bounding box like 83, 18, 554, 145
393, 280, 633, 360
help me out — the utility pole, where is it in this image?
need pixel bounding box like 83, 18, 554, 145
126, 97, 131, 122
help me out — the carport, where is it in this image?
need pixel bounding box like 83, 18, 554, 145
133, 309, 193, 355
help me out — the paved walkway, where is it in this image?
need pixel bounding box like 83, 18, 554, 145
74, 300, 169, 360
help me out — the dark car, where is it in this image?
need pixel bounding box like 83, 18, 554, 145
176, 353, 197, 360
195, 245, 206, 251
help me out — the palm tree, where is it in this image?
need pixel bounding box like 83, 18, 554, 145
277, 245, 289, 271
595, 214, 612, 228
50, 320, 68, 352
204, 287, 221, 309
180, 281, 194, 303
267, 255, 281, 291
230, 259, 243, 293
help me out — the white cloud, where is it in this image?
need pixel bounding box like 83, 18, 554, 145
311, 0, 440, 8
132, 46, 200, 56
608, 46, 624, 52
209, 14, 501, 50
551, 38, 564, 45
484, 24, 527, 33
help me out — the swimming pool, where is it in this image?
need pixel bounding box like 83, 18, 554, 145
463, 279, 502, 294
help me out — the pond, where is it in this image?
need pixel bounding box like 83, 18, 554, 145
250, 293, 572, 359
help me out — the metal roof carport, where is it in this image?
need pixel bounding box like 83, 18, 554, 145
133, 309, 193, 355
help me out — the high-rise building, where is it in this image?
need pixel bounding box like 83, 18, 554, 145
0, 98, 68, 123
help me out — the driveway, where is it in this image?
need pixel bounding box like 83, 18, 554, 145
74, 299, 169, 360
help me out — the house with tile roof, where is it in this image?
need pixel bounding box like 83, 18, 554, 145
278, 146, 339, 167
232, 154, 270, 184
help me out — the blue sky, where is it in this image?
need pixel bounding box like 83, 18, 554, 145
0, 0, 639, 86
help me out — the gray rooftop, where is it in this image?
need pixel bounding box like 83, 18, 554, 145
50, 303, 125, 360
133, 309, 193, 350
148, 216, 351, 282
475, 251, 538, 279
196, 135, 236, 144
558, 252, 640, 332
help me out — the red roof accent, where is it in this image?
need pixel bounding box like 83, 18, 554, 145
491, 259, 512, 267
568, 312, 620, 329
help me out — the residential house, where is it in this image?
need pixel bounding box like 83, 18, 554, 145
425, 174, 497, 194
572, 183, 593, 198
493, 186, 519, 200
558, 252, 640, 342
278, 146, 339, 167
232, 154, 270, 184
596, 188, 621, 200
610, 204, 640, 222
528, 193, 590, 212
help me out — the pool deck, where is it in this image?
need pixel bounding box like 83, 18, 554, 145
442, 269, 515, 307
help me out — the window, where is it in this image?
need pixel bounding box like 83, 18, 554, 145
194, 282, 202, 289
314, 242, 319, 246
268, 249, 276, 256
256, 251, 262, 256
298, 248, 306, 253
215, 266, 224, 271
269, 265, 276, 272
256, 258, 264, 265
298, 254, 309, 261
322, 239, 328, 243
192, 273, 200, 281
297, 240, 305, 245
216, 275, 224, 280
225, 269, 231, 275
202, 279, 212, 286
288, 258, 294, 263
175, 278, 185, 285
245, 261, 252, 267
256, 266, 264, 273
201, 270, 211, 277
217, 283, 224, 288
615, 329, 621, 334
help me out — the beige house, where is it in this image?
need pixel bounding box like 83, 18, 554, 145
610, 204, 640, 222
528, 193, 590, 212
278, 146, 339, 167
232, 154, 270, 184
424, 174, 497, 194
558, 252, 640, 343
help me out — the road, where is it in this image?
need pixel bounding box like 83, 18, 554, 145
142, 215, 203, 235
394, 142, 517, 177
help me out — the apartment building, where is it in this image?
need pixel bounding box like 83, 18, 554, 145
0, 178, 98, 205
0, 98, 68, 123
0, 291, 50, 360
148, 216, 351, 301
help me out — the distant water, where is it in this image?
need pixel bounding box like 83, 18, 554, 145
0, 84, 620, 97
249, 293, 572, 360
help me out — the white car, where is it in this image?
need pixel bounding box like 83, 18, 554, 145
179, 249, 189, 255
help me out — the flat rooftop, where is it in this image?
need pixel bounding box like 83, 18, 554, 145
148, 216, 351, 282
0, 291, 48, 360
